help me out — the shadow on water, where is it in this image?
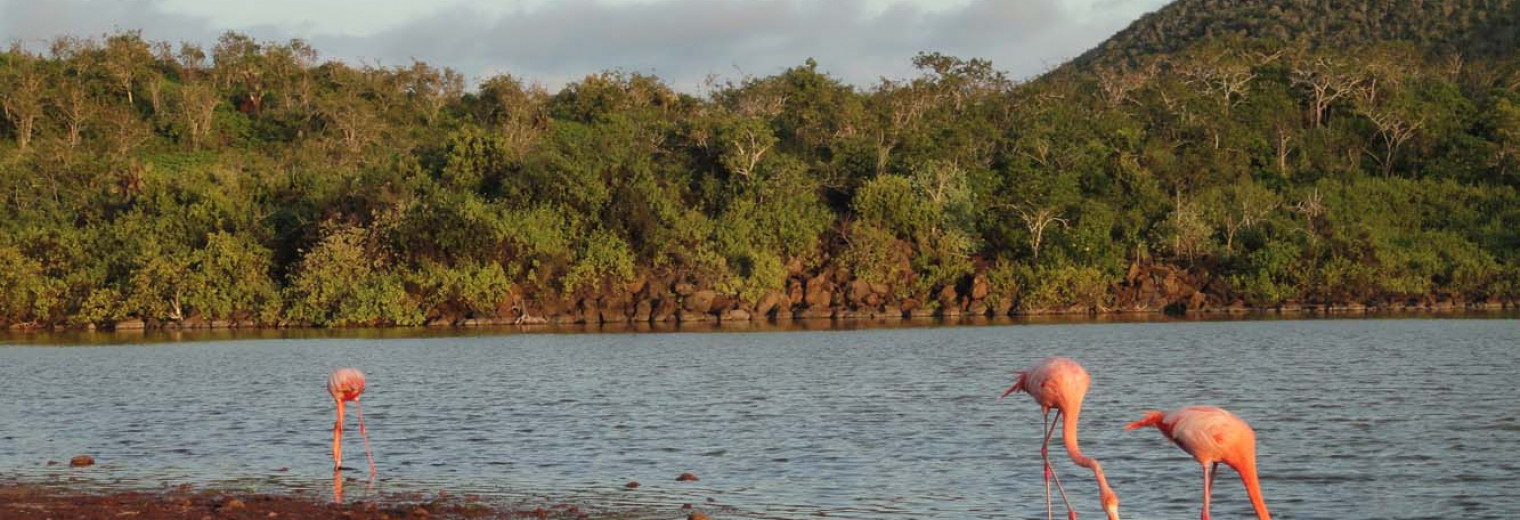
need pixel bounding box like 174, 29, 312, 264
3, 309, 1515, 347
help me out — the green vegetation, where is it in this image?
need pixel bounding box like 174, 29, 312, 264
3, 8, 1519, 327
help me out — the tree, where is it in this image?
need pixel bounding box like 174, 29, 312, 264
1291, 53, 1360, 128
1, 52, 45, 150
1202, 181, 1280, 253
178, 81, 220, 148
212, 32, 269, 114
52, 79, 96, 149
101, 30, 152, 105
716, 116, 776, 179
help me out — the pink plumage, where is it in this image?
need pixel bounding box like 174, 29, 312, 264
1127, 406, 1272, 520
1004, 357, 1120, 520
328, 367, 366, 402
328, 367, 376, 477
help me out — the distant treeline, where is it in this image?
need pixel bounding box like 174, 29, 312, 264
1, 31, 1518, 328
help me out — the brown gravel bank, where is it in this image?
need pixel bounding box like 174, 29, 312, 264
0, 482, 697, 520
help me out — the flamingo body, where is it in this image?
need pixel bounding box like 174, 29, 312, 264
1127, 406, 1271, 520
1004, 357, 1120, 520
328, 368, 376, 476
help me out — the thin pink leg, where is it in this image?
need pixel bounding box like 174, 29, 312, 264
1042, 411, 1053, 520
332, 400, 345, 469
1201, 462, 1215, 520
355, 399, 376, 476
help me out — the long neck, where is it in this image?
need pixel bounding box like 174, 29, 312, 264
1063, 403, 1118, 510
1062, 401, 1093, 468
1237, 458, 1272, 520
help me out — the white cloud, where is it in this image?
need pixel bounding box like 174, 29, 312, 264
0, 0, 1170, 90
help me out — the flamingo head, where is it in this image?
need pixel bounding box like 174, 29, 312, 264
1101, 488, 1120, 520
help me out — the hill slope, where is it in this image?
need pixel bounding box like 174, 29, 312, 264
1076, 0, 1520, 67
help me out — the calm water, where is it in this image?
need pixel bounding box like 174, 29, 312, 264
2, 318, 1518, 519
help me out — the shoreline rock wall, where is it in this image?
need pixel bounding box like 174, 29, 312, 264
8, 262, 1503, 333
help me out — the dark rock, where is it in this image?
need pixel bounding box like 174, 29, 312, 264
797, 307, 834, 319
848, 279, 873, 306
804, 275, 833, 309
676, 309, 713, 322
863, 292, 882, 307
710, 293, 734, 312
652, 298, 679, 322
684, 290, 718, 313
223, 498, 245, 510
182, 314, 208, 329
688, 513, 711, 520
970, 274, 990, 301
625, 481, 641, 489
937, 285, 958, 307
626, 276, 649, 295
69, 455, 94, 467
1187, 291, 1207, 311
786, 257, 806, 276
786, 278, 805, 306
676, 472, 699, 482
754, 291, 784, 318
993, 298, 1014, 316
114, 319, 146, 330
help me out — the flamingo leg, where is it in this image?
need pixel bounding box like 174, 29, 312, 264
1201, 462, 1215, 520
355, 399, 376, 476
332, 468, 345, 504
332, 400, 345, 469
1045, 410, 1076, 520
1042, 410, 1053, 520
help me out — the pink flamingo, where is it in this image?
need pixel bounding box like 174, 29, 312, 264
1126, 406, 1271, 520
1002, 357, 1120, 520
328, 367, 376, 475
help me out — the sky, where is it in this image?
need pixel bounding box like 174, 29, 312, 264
0, 0, 1172, 91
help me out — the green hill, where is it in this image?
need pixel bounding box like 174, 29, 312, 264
1076, 0, 1520, 68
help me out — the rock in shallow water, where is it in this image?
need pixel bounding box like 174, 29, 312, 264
69, 455, 94, 467
676, 472, 699, 482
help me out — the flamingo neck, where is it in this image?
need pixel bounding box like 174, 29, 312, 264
1063, 404, 1120, 516
1061, 403, 1093, 468
1236, 458, 1272, 520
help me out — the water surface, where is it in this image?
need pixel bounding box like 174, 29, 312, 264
2, 318, 1517, 519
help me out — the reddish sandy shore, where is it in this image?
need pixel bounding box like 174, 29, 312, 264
0, 482, 672, 520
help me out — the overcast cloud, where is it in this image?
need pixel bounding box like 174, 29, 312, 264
0, 0, 1169, 90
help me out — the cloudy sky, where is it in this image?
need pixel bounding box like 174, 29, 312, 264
0, 0, 1170, 90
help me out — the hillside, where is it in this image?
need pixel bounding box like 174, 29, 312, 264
2, 15, 1519, 330
1076, 0, 1520, 68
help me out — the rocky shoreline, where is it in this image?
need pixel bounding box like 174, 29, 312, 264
0, 481, 706, 520
10, 262, 1516, 333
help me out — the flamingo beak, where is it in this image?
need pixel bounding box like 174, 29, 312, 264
1104, 502, 1120, 520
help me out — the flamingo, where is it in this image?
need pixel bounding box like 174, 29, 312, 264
1126, 406, 1271, 520
1002, 357, 1120, 520
328, 367, 376, 476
